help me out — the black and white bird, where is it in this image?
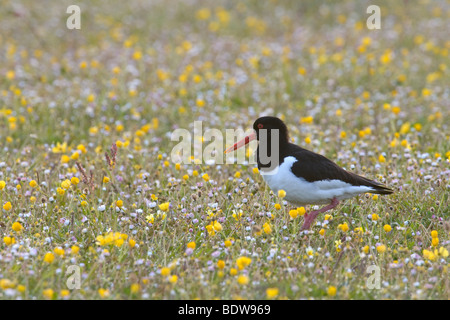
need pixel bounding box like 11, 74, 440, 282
225, 116, 393, 230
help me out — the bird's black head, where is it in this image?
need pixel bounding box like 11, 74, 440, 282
253, 116, 289, 144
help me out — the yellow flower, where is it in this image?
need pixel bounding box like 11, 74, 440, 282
98, 288, 110, 298
43, 289, 54, 299
71, 152, 79, 160
71, 177, 80, 185
422, 88, 432, 97
116, 200, 124, 208
17, 285, 26, 293
213, 221, 222, 232
378, 155, 386, 163
359, 130, 366, 138
423, 249, 436, 261
6, 70, 15, 79
236, 256, 252, 270
298, 67, 306, 75
383, 224, 392, 232
363, 245, 370, 254
133, 50, 142, 60
217, 260, 225, 269
289, 209, 298, 219
392, 106, 401, 115
274, 203, 281, 210
401, 139, 409, 148
51, 142, 66, 153
71, 245, 80, 254
400, 122, 410, 135
230, 268, 238, 276
263, 222, 272, 234
237, 275, 249, 285
29, 180, 38, 188
196, 8, 211, 20
0, 279, 14, 290
114, 238, 124, 247
144, 214, 154, 224
60, 289, 70, 298
57, 187, 65, 195
252, 168, 259, 174
77, 144, 87, 153
3, 236, 15, 246
130, 283, 140, 293
12, 221, 23, 232
224, 240, 232, 247
432, 237, 439, 247
439, 247, 449, 258
0, 181, 5, 190
266, 288, 279, 299
277, 189, 286, 198
431, 230, 438, 238
206, 224, 216, 236
183, 174, 189, 180
297, 207, 306, 216
61, 155, 70, 164
3, 202, 12, 211
61, 179, 71, 189
169, 275, 178, 284
44, 252, 55, 263
103, 176, 110, 183
338, 223, 349, 232
129, 239, 136, 248
300, 116, 313, 124
389, 139, 398, 148
196, 99, 205, 107
327, 286, 337, 297
335, 240, 342, 252
202, 173, 210, 182
376, 245, 386, 253
54, 247, 65, 256
161, 267, 170, 276
187, 241, 196, 250
371, 213, 379, 221
159, 202, 170, 211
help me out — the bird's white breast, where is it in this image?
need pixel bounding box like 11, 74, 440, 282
260, 156, 374, 205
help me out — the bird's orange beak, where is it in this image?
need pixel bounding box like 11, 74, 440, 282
224, 131, 257, 154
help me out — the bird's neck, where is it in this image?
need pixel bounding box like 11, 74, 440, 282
256, 137, 289, 170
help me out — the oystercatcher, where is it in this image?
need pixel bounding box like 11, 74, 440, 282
225, 116, 393, 230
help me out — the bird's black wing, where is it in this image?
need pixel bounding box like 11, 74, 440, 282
287, 145, 393, 194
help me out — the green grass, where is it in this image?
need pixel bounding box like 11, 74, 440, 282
0, 0, 449, 300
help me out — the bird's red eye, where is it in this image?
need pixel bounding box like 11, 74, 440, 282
257, 124, 264, 129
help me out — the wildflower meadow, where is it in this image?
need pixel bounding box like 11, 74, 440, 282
0, 0, 449, 301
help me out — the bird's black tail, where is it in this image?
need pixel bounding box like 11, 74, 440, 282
370, 185, 394, 195
350, 172, 394, 195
